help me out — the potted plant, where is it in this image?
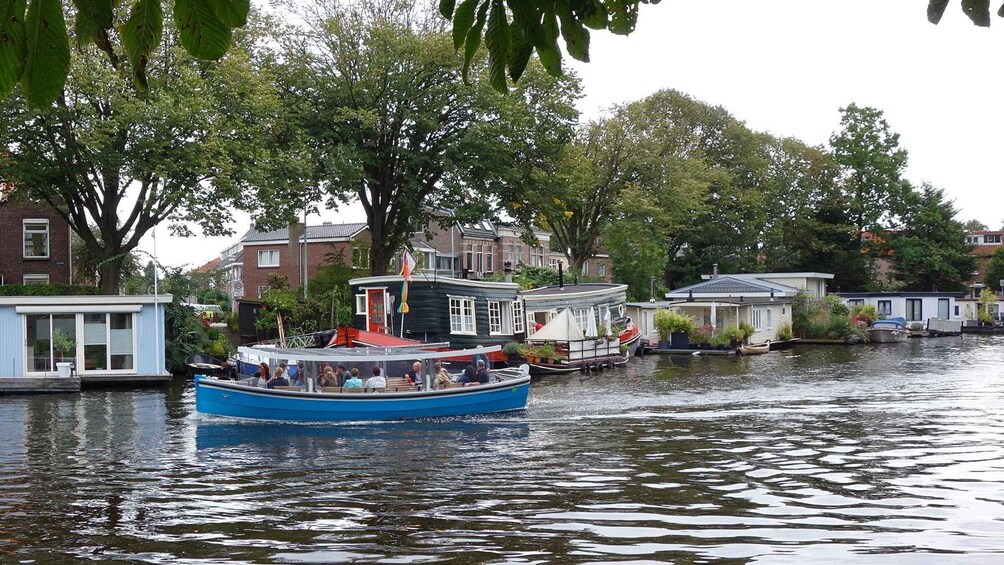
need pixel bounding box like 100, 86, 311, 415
711, 331, 733, 350
724, 326, 745, 348
690, 324, 714, 349
502, 341, 524, 363
777, 322, 794, 341
738, 322, 756, 344
654, 309, 694, 349
536, 343, 556, 364
51, 329, 76, 362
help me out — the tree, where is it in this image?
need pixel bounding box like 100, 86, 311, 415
888, 184, 975, 292
984, 247, 1004, 293
829, 103, 908, 240
0, 23, 290, 293
963, 219, 988, 231
282, 0, 579, 275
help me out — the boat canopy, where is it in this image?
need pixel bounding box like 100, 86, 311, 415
238, 344, 501, 363
528, 308, 585, 342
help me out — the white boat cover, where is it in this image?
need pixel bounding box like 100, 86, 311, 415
238, 344, 501, 363
528, 308, 585, 342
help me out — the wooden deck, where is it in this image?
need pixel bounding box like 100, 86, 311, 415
0, 377, 81, 394
80, 374, 173, 387
650, 348, 736, 356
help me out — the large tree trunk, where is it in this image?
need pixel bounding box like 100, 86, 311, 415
98, 253, 126, 295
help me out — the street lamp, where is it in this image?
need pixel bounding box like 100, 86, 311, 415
649, 275, 656, 303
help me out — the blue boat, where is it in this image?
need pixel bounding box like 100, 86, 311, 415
195, 344, 531, 422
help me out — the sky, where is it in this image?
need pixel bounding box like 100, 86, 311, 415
136, 0, 1004, 270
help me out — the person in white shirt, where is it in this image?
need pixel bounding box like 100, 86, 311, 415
365, 366, 386, 389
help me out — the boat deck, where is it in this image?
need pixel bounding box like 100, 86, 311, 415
0, 377, 81, 394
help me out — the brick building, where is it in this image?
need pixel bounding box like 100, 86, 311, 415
0, 201, 73, 286
965, 230, 1004, 298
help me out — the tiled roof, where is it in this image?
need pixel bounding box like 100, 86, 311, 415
241, 223, 367, 243
192, 257, 220, 273
218, 250, 243, 268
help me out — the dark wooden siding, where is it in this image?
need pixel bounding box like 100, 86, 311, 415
350, 280, 522, 348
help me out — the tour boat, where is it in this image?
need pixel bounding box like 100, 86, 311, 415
867, 317, 909, 343
194, 344, 531, 422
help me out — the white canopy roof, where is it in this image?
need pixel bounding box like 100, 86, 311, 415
528, 308, 585, 342
239, 344, 501, 363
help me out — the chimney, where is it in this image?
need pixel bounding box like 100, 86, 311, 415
712, 263, 718, 279
504, 261, 513, 283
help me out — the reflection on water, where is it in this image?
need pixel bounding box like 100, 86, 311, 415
2, 337, 1004, 563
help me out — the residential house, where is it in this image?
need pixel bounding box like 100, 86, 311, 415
212, 222, 368, 307
965, 230, 1004, 299
839, 292, 962, 324
627, 270, 834, 344
0, 201, 73, 286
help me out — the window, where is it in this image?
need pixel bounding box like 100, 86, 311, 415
257, 285, 269, 298
987, 234, 1002, 244
938, 298, 950, 320
574, 308, 590, 331
258, 249, 279, 267
352, 247, 370, 269
581, 262, 589, 276
23, 274, 49, 285
488, 301, 503, 334
530, 246, 545, 267
549, 257, 560, 269
766, 308, 773, 329
23, 219, 49, 259
355, 294, 366, 315
752, 309, 762, 330
449, 297, 476, 334
906, 299, 923, 322
511, 301, 525, 334
847, 299, 864, 307
877, 300, 892, 317
598, 262, 607, 278
488, 300, 516, 335
25, 312, 134, 374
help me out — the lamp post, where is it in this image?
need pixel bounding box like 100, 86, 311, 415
649, 275, 656, 303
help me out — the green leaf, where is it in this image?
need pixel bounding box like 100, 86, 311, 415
508, 21, 532, 82
452, 0, 479, 50
120, 0, 163, 89
439, 0, 456, 19
208, 0, 249, 28
72, 0, 114, 48
557, 2, 589, 63
485, 0, 511, 92
462, 0, 489, 82
21, 0, 69, 107
576, 0, 608, 29
508, 0, 545, 49
537, 6, 562, 77
962, 0, 991, 25
174, 0, 232, 60
607, 0, 639, 34
927, 0, 950, 23
0, 0, 27, 97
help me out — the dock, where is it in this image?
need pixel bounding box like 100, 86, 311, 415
651, 347, 736, 356
0, 377, 81, 394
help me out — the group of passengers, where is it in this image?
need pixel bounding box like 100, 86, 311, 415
246, 358, 492, 391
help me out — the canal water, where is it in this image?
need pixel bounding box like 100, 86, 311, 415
2, 337, 1003, 564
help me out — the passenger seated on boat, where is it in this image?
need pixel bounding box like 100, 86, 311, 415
343, 368, 363, 388
291, 362, 304, 387
433, 362, 452, 390
404, 361, 424, 386
365, 366, 386, 389
335, 365, 348, 386
267, 372, 290, 389
252, 362, 270, 388
458, 363, 476, 384
317, 367, 338, 388
474, 360, 490, 384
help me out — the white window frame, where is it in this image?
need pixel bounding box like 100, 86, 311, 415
23, 312, 137, 376
23, 274, 50, 285
906, 299, 923, 322
355, 294, 366, 315
257, 285, 270, 298
449, 296, 476, 335
488, 301, 503, 335
752, 309, 762, 330
766, 308, 773, 329
511, 300, 525, 334
258, 249, 279, 268
877, 300, 892, 317
23, 219, 50, 259
598, 262, 607, 278
574, 308, 590, 330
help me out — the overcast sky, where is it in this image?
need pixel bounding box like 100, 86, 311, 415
138, 0, 1004, 270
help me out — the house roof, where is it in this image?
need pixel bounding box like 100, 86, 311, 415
700, 272, 834, 281
241, 223, 367, 243
457, 220, 497, 240
667, 276, 798, 298
218, 250, 243, 268
192, 258, 220, 273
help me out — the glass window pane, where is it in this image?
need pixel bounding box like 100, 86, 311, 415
51, 314, 76, 364
84, 313, 107, 371
26, 314, 52, 372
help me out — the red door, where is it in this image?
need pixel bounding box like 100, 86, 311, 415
366, 288, 387, 333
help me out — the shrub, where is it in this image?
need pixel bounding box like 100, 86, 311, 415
653, 309, 694, 341
738, 322, 756, 340
502, 341, 523, 355
0, 284, 100, 296
851, 304, 879, 324
690, 323, 714, 345
711, 331, 733, 348
535, 343, 556, 359
777, 322, 794, 341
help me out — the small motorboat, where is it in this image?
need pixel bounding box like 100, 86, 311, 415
867, 317, 909, 343
737, 342, 770, 355
194, 344, 531, 422
185, 354, 234, 379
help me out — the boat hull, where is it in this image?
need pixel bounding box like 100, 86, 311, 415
868, 329, 908, 343
194, 376, 531, 422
